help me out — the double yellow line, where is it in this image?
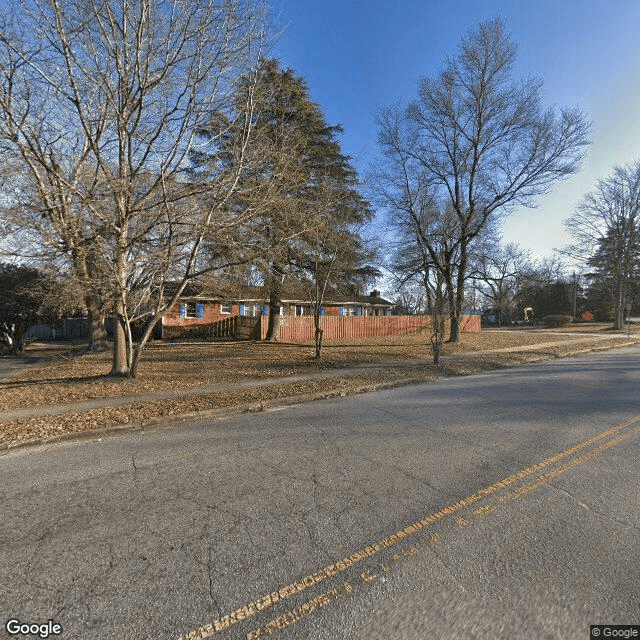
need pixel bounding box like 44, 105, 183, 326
177, 415, 640, 640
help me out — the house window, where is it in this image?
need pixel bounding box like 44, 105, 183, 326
242, 303, 261, 317
180, 301, 205, 318
221, 303, 232, 314
186, 302, 197, 318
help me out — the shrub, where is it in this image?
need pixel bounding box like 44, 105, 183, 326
163, 324, 217, 341
542, 315, 573, 328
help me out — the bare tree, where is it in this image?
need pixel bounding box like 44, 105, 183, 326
513, 255, 571, 320
393, 281, 428, 315
564, 161, 640, 329
379, 192, 453, 363
294, 224, 378, 359
374, 18, 590, 342
0, 38, 113, 351
469, 242, 532, 326
0, 0, 273, 377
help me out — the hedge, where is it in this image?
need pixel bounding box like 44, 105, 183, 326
542, 315, 573, 328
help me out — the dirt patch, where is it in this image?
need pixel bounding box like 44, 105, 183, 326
1, 327, 638, 448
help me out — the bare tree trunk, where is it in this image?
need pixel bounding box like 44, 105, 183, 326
129, 313, 164, 379
314, 313, 323, 359
266, 297, 281, 341
10, 327, 26, 355
85, 296, 108, 352
448, 244, 468, 344
266, 266, 283, 341
430, 284, 446, 364
110, 197, 130, 375
109, 236, 129, 376
123, 307, 134, 371
110, 286, 129, 376
76, 251, 108, 352
448, 315, 460, 343
614, 278, 624, 330
446, 280, 461, 344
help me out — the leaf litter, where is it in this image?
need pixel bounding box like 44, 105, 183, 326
1, 328, 637, 447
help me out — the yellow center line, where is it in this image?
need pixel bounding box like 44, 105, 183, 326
177, 415, 640, 640
474, 425, 640, 517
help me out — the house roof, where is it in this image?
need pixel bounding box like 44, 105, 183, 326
234, 286, 394, 307
168, 283, 394, 307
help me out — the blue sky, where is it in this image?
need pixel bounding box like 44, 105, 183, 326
269, 0, 640, 261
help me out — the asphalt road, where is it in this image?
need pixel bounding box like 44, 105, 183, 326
1, 346, 639, 640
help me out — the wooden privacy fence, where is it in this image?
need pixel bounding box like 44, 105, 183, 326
163, 314, 479, 342
163, 316, 261, 341
269, 314, 480, 341
25, 318, 90, 341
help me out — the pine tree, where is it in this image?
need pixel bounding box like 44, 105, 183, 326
226, 58, 373, 340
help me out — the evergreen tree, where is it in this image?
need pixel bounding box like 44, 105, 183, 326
583, 228, 640, 323
0, 264, 80, 354
219, 58, 373, 340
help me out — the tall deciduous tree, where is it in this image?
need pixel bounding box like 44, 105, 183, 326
373, 18, 590, 342
0, 47, 112, 352
378, 190, 453, 363
564, 161, 640, 329
0, 0, 272, 377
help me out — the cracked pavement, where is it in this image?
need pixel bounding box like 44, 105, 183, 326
0, 346, 639, 639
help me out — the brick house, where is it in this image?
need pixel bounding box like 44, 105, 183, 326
162, 286, 395, 333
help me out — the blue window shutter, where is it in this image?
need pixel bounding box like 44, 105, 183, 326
339, 306, 345, 317
240, 303, 245, 316
263, 304, 269, 316
179, 303, 187, 318
319, 306, 325, 316
196, 302, 205, 318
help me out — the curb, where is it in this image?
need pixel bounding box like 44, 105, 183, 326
0, 377, 425, 454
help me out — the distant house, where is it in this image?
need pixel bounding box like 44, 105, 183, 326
162, 285, 395, 333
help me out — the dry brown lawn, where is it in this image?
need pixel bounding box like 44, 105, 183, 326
1, 325, 638, 448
